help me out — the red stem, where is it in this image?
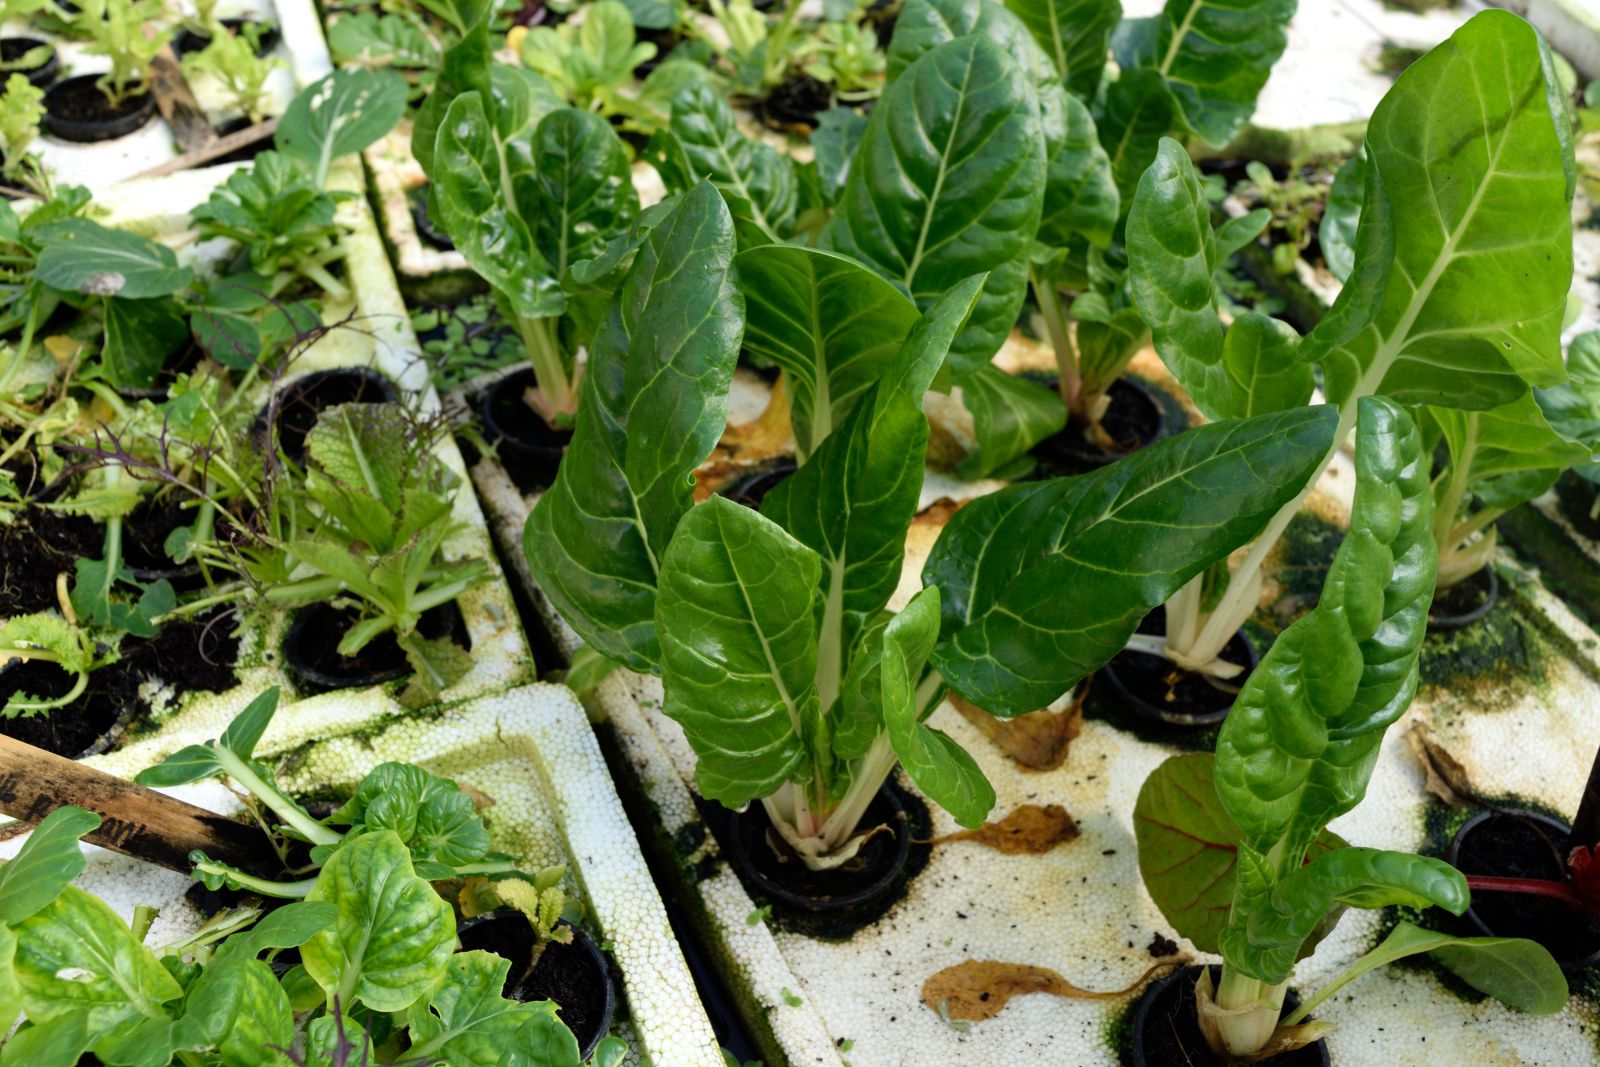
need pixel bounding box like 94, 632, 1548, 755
1466, 874, 1589, 910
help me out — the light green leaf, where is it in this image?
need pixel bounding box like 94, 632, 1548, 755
12, 886, 183, 1030
101, 296, 187, 390
275, 69, 408, 186
925, 405, 1337, 715
301, 831, 456, 1013
404, 951, 567, 1067
524, 182, 743, 672
0, 1012, 91, 1067
881, 587, 995, 828
213, 900, 338, 961
1214, 398, 1438, 983
1317, 11, 1572, 410
656, 497, 822, 809
171, 955, 293, 1067
736, 245, 920, 460
0, 805, 102, 925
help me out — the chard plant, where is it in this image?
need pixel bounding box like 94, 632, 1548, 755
0, 735, 608, 1065
1132, 399, 1568, 1059
523, 179, 1353, 866
414, 0, 640, 429
513, 0, 656, 112
1122, 10, 1576, 678
76, 0, 170, 107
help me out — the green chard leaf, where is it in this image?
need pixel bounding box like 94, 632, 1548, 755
1213, 398, 1450, 983
301, 830, 456, 1013
525, 108, 639, 279
664, 83, 797, 242
824, 35, 1046, 445
1135, 0, 1295, 147
656, 497, 822, 809
1128, 138, 1313, 420
275, 69, 408, 186
925, 405, 1337, 715
524, 181, 743, 672
736, 246, 920, 460
413, 1, 492, 176
1316, 10, 1573, 410
1097, 67, 1177, 204
762, 275, 984, 689
880, 587, 995, 827
1038, 91, 1120, 251
1319, 149, 1366, 284
1003, 0, 1119, 98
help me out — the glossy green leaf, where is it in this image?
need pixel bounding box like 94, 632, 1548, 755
736, 245, 920, 460
1128, 138, 1312, 419
275, 70, 407, 185
0, 927, 20, 1035
656, 497, 821, 808
329, 761, 491, 867
526, 108, 638, 279
1430, 393, 1593, 484
523, 182, 742, 672
1320, 149, 1365, 284
432, 91, 562, 320
763, 277, 983, 693
12, 886, 183, 1030
1140, 0, 1295, 146
881, 587, 995, 827
826, 35, 1045, 372
32, 219, 193, 299
885, 0, 1054, 83
1038, 91, 1119, 250
1098, 68, 1177, 202
1213, 398, 1438, 983
404, 951, 572, 1067
1133, 753, 1344, 955
301, 831, 456, 1013
0, 1012, 90, 1067
171, 955, 293, 1067
1003, 0, 1118, 97
812, 107, 866, 204
925, 405, 1337, 714
667, 83, 796, 240
0, 805, 101, 925
1317, 11, 1572, 410
952, 361, 1067, 480
412, 5, 491, 176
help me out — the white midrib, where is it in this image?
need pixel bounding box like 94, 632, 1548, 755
1158, 1, 1204, 77
1178, 97, 1517, 665
903, 58, 975, 290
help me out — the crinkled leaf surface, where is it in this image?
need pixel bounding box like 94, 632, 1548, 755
171, 955, 293, 1067
656, 497, 821, 808
526, 108, 638, 279
1139, 0, 1295, 147
1003, 0, 1119, 97
524, 182, 742, 672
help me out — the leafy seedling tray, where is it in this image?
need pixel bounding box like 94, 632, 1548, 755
15, 0, 333, 189
0, 683, 724, 1066
1, 163, 537, 758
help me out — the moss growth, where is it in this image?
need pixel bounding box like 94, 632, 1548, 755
1499, 503, 1600, 631
1272, 511, 1345, 610
1418, 595, 1537, 687
1104, 990, 1140, 1067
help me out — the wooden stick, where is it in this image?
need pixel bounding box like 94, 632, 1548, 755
148, 46, 214, 154
129, 117, 278, 181
0, 734, 278, 875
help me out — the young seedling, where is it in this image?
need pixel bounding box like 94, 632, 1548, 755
77, 0, 170, 107
180, 23, 282, 125
0, 74, 44, 190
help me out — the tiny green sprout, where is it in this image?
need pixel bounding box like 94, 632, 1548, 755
780, 987, 803, 1008
746, 905, 772, 927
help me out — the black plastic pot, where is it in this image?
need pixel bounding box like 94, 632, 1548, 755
480, 367, 572, 491
457, 912, 616, 1059
42, 74, 155, 143
122, 495, 206, 593
719, 457, 798, 511
261, 368, 399, 468
1428, 565, 1499, 632
410, 185, 455, 250
1032, 377, 1167, 476
1446, 809, 1600, 971
760, 74, 832, 130
173, 17, 281, 57
1, 37, 60, 88
1130, 965, 1329, 1066
1097, 615, 1258, 729
726, 784, 912, 913
0, 666, 138, 759
283, 600, 467, 694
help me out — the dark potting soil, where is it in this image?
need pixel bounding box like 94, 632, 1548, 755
520, 934, 613, 1052
0, 38, 56, 86
1132, 965, 1327, 1066
44, 75, 151, 131
718, 457, 797, 511
0, 507, 101, 616
761, 74, 832, 130
1032, 378, 1166, 478
1094, 613, 1256, 731
1450, 812, 1600, 965
699, 779, 933, 939
122, 495, 202, 585
0, 606, 240, 758
285, 601, 467, 694
173, 18, 281, 57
